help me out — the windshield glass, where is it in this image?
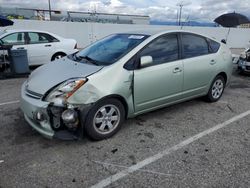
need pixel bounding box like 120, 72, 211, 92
74, 34, 149, 66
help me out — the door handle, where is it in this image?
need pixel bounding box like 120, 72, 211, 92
45, 44, 51, 47
210, 59, 216, 65
173, 67, 182, 73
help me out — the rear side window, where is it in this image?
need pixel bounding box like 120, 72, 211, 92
139, 34, 179, 65
182, 34, 209, 59
40, 33, 59, 42
207, 38, 220, 53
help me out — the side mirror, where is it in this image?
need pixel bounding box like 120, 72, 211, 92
140, 56, 153, 68
221, 39, 226, 44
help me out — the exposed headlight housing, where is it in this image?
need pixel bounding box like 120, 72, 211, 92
45, 78, 87, 106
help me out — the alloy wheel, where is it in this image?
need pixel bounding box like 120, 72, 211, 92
211, 79, 224, 99
93, 104, 120, 135
55, 55, 63, 59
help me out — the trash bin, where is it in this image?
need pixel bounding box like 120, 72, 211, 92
9, 49, 30, 74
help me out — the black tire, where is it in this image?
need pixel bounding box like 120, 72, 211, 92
205, 75, 225, 102
51, 52, 66, 61
84, 98, 125, 140
0, 64, 6, 72
238, 68, 245, 75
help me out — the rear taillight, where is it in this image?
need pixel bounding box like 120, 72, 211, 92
74, 43, 77, 49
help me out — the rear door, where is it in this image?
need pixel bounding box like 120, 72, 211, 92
25, 32, 58, 65
181, 33, 218, 98
133, 34, 183, 113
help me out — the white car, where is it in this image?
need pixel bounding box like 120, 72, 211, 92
0, 29, 78, 66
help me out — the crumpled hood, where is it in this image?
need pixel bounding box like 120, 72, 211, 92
26, 58, 103, 95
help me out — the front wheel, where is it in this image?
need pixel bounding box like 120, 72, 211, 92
84, 98, 125, 140
205, 75, 225, 102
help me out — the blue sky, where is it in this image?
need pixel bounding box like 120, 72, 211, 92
0, 0, 249, 22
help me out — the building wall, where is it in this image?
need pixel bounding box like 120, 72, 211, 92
3, 19, 250, 50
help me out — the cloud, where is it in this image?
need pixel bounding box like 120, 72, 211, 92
0, 0, 249, 22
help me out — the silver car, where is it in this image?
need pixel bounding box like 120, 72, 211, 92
238, 48, 250, 73
21, 30, 233, 140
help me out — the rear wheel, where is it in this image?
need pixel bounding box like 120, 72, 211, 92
51, 52, 66, 61
205, 75, 225, 102
84, 98, 125, 140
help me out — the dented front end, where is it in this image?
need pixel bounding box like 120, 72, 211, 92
20, 79, 94, 140
21, 77, 94, 140
20, 56, 135, 140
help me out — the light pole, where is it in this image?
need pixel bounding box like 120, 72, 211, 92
177, 1, 190, 26
179, 4, 183, 25
48, 0, 52, 20
177, 2, 184, 26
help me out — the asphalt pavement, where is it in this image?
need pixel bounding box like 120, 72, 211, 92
0, 69, 250, 188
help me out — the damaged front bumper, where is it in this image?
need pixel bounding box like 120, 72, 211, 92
20, 82, 92, 140
238, 59, 250, 73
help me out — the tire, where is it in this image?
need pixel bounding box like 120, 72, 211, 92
84, 98, 125, 140
51, 52, 66, 61
0, 64, 6, 72
205, 75, 225, 102
238, 68, 245, 75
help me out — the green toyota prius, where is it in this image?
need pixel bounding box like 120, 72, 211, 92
21, 30, 233, 140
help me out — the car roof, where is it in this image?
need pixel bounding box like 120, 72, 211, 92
0, 29, 63, 39
121, 29, 220, 42
4, 29, 52, 34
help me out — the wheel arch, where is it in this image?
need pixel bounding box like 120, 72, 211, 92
51, 51, 67, 61
94, 94, 129, 119
217, 72, 227, 84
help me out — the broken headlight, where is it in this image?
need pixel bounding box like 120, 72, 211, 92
45, 78, 87, 106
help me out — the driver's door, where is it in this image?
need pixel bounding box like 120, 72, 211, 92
133, 34, 183, 113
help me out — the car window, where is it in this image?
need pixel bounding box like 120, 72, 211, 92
139, 34, 179, 65
207, 38, 220, 53
182, 34, 209, 59
75, 34, 149, 66
27, 32, 59, 44
39, 33, 59, 42
1, 32, 25, 45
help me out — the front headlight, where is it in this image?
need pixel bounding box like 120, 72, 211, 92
240, 53, 246, 59
45, 78, 87, 106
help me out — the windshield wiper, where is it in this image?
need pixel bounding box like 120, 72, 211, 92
77, 55, 99, 66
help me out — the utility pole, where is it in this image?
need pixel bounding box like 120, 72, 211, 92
48, 0, 52, 20
177, 2, 184, 26
179, 4, 183, 25
176, 10, 179, 25
176, 1, 189, 26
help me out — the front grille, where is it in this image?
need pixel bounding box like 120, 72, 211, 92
25, 89, 43, 99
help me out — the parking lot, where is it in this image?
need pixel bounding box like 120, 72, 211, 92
0, 68, 250, 188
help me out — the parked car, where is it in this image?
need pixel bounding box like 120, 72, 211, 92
232, 54, 240, 64
21, 30, 233, 140
0, 29, 78, 65
238, 48, 250, 74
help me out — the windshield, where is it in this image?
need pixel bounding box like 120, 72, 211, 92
74, 34, 149, 66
